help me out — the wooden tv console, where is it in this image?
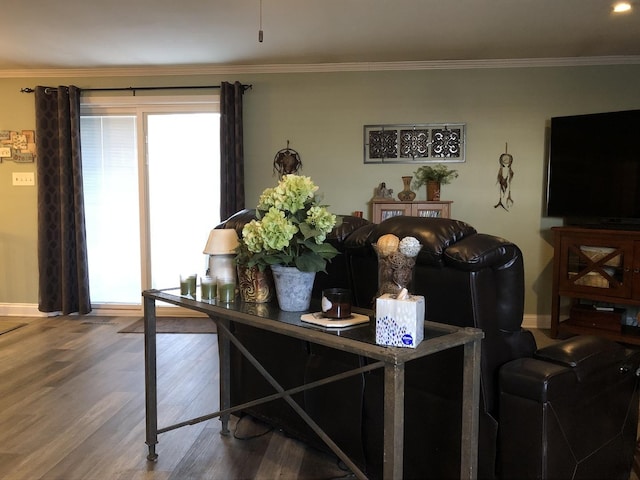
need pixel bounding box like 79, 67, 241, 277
551, 226, 640, 346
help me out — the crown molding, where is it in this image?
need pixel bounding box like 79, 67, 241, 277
3, 55, 640, 79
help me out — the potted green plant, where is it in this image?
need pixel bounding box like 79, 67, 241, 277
412, 164, 459, 201
236, 174, 341, 311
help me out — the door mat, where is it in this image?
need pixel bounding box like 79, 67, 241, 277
118, 317, 216, 334
0, 322, 27, 336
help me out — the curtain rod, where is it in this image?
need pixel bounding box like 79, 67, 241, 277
20, 84, 252, 94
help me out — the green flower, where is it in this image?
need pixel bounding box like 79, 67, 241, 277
258, 174, 318, 214
306, 206, 336, 244
241, 220, 265, 254
261, 208, 298, 251
236, 175, 341, 273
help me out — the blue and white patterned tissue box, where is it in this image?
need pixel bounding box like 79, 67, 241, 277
375, 293, 426, 348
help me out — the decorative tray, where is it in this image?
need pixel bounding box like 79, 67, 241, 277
300, 312, 370, 328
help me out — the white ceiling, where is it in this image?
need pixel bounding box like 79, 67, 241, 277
2, 0, 639, 74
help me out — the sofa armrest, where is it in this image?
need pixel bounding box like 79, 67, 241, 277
443, 234, 520, 271
534, 335, 632, 381
216, 208, 257, 236
499, 336, 640, 480
499, 354, 577, 403
500, 335, 635, 402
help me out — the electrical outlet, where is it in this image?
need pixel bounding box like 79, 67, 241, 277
12, 172, 35, 186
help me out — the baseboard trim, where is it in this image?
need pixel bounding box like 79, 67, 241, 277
522, 313, 551, 330
1, 302, 549, 326
0, 303, 206, 318
0, 303, 48, 317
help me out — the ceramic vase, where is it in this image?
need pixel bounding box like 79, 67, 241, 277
270, 264, 316, 311
397, 176, 416, 201
237, 264, 274, 303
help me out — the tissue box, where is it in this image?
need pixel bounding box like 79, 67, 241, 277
376, 293, 426, 348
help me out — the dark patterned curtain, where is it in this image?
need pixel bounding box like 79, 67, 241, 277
220, 81, 246, 220
35, 86, 91, 315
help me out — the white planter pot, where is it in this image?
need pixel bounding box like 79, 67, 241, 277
270, 264, 316, 312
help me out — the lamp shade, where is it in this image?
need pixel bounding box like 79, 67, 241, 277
203, 229, 240, 255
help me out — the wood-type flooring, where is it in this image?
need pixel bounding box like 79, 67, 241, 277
0, 316, 350, 480
1, 316, 637, 480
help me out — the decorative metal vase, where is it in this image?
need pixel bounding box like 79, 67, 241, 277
397, 176, 416, 201
270, 264, 316, 312
237, 264, 274, 303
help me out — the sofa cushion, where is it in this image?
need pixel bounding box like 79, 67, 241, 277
327, 215, 371, 245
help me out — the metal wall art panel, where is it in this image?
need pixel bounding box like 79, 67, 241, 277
363, 123, 466, 164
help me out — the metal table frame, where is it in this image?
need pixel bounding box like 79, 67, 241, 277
143, 288, 483, 480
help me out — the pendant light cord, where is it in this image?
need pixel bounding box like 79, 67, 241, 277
258, 0, 264, 42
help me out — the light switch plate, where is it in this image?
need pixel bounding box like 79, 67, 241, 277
12, 172, 35, 186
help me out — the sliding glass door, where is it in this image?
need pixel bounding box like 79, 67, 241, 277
146, 112, 220, 290
81, 97, 220, 308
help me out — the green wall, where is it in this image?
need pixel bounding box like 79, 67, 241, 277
1, 65, 640, 318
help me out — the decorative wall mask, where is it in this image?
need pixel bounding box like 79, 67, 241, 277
494, 143, 514, 211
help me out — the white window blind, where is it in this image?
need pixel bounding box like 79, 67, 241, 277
82, 115, 141, 304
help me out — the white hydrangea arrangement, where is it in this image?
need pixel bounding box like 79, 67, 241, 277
237, 175, 341, 273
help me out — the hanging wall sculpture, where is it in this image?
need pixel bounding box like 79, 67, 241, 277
494, 143, 514, 211
273, 140, 302, 177
363, 123, 466, 164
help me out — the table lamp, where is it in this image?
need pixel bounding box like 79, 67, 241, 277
203, 229, 240, 282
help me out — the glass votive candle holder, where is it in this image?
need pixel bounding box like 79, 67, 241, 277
200, 276, 216, 301
180, 273, 197, 296
217, 276, 236, 303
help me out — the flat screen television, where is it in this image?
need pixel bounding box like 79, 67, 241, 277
545, 109, 640, 228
